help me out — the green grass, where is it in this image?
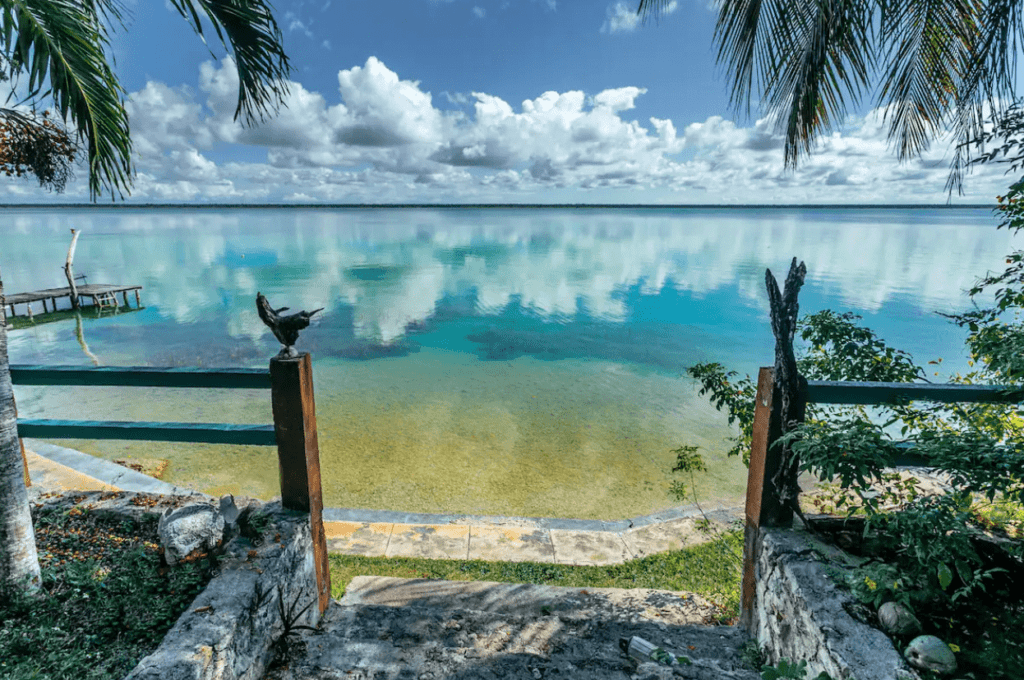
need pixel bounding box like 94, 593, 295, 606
326, 527, 745, 621
0, 505, 216, 680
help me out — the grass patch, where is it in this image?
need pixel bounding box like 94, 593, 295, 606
0, 502, 217, 680
326, 527, 744, 622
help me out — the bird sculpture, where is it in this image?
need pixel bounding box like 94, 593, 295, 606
256, 292, 323, 358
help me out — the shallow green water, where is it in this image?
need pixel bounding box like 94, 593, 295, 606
17, 349, 748, 519
6, 207, 1017, 519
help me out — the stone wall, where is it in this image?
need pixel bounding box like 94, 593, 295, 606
124, 498, 322, 680
753, 527, 919, 680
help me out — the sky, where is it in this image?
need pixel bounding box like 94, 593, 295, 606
2, 0, 1023, 204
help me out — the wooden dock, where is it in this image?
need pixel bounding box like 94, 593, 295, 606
3, 284, 142, 318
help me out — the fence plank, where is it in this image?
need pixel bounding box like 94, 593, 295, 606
270, 352, 331, 615
806, 380, 1024, 405
10, 365, 271, 389
17, 419, 276, 445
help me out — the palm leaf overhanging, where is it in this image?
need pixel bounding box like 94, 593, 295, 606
166, 0, 291, 126
1, 0, 131, 200
0, 0, 291, 201
637, 0, 1024, 195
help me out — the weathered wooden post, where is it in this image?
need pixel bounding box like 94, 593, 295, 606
740, 257, 809, 633
64, 229, 81, 310
270, 352, 331, 615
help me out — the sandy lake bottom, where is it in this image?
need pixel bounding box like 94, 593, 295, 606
16, 350, 750, 520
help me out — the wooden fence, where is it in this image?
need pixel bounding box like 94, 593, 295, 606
740, 366, 1024, 630
11, 355, 332, 615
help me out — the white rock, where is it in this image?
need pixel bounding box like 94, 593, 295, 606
157, 502, 226, 565
904, 635, 957, 675
878, 601, 922, 636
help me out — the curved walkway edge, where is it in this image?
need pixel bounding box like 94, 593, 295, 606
22, 439, 745, 566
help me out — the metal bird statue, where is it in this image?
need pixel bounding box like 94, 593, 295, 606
256, 292, 323, 358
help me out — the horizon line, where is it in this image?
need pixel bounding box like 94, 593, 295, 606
0, 203, 997, 209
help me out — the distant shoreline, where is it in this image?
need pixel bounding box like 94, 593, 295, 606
0, 203, 997, 209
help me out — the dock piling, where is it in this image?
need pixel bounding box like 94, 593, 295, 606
4, 284, 142, 316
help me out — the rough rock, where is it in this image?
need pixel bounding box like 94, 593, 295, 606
877, 602, 922, 637
127, 498, 323, 680
754, 528, 920, 680
904, 635, 957, 675
158, 499, 228, 565
156, 494, 252, 565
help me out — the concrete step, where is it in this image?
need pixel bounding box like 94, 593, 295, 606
264, 576, 760, 680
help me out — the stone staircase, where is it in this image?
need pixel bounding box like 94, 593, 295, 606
263, 576, 761, 680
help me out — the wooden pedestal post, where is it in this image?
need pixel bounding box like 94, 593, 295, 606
270, 352, 331, 615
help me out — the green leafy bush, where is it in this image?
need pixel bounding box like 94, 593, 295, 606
670, 187, 1024, 679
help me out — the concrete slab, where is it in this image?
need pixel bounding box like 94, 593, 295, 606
25, 449, 120, 494
385, 523, 471, 561
550, 528, 635, 566
23, 439, 208, 498
270, 577, 759, 680
337, 575, 726, 626
621, 516, 721, 560
324, 521, 393, 557
468, 525, 555, 563
338, 575, 587, 617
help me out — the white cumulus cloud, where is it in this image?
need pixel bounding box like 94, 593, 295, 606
3, 54, 1019, 204
601, 1, 676, 34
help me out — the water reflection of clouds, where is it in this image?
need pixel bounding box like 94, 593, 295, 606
3, 209, 1019, 352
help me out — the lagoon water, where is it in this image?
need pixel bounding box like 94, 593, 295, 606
4, 206, 1018, 519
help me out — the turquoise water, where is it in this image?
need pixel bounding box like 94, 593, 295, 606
4, 207, 1018, 519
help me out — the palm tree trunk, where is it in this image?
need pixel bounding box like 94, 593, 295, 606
0, 267, 41, 595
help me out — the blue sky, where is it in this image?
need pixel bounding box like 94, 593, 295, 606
2, 0, 1021, 204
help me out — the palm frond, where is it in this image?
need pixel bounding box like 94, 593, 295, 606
705, 0, 875, 169
875, 0, 980, 166
712, 0, 767, 120
960, 0, 1022, 106
167, 0, 291, 126
1, 0, 132, 201
941, 0, 1023, 194
759, 0, 874, 168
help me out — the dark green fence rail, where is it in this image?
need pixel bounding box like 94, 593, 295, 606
806, 380, 1024, 406
16, 419, 276, 445
11, 365, 275, 447
11, 365, 271, 389
12, 356, 333, 614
